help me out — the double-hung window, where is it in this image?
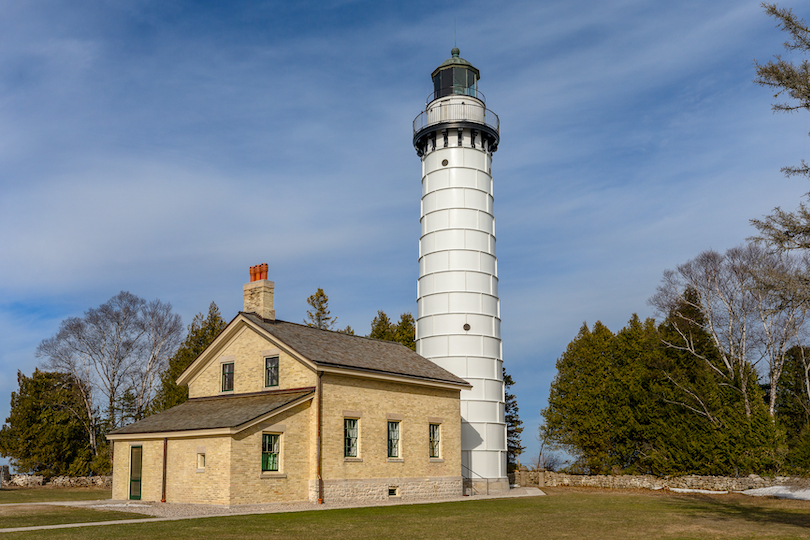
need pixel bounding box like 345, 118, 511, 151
344, 419, 358, 457
388, 421, 400, 458
429, 424, 441, 458
265, 356, 279, 387
262, 434, 280, 472
221, 363, 234, 392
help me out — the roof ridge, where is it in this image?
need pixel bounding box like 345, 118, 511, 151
240, 312, 414, 348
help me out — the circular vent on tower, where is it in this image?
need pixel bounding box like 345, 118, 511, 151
463, 323, 471, 331
442, 159, 449, 166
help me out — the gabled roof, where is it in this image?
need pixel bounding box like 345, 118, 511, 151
240, 313, 470, 387
107, 387, 314, 438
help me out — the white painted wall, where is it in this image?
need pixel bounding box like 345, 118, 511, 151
415, 94, 506, 482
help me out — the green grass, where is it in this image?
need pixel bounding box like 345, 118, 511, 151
0, 487, 111, 504
0, 505, 145, 529
3, 488, 810, 539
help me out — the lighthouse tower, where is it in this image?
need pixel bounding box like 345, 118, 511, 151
412, 49, 507, 493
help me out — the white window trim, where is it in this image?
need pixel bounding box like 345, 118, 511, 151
260, 431, 284, 478
344, 417, 360, 460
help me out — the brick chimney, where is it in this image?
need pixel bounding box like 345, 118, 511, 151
243, 263, 275, 321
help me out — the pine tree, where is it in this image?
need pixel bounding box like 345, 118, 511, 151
394, 313, 416, 351
151, 303, 226, 413
304, 288, 337, 330
368, 311, 416, 350
0, 370, 97, 476
369, 310, 395, 341
752, 5, 810, 250
503, 367, 524, 471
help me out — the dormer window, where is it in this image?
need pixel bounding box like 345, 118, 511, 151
265, 356, 279, 387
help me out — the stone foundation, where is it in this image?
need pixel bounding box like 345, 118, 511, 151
308, 476, 463, 502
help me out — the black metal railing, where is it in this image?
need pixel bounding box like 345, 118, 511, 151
461, 463, 493, 496
413, 101, 499, 136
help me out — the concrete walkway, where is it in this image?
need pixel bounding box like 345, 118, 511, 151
0, 487, 545, 534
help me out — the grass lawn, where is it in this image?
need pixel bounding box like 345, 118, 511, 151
0, 487, 111, 504
0, 504, 146, 529
4, 487, 810, 538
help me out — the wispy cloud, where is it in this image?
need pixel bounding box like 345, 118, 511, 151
1, 0, 807, 464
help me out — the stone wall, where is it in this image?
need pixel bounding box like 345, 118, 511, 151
511, 468, 801, 492
2, 474, 111, 488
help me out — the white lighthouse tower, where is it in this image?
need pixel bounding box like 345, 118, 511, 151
413, 48, 507, 493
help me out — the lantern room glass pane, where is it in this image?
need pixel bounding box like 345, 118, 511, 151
453, 68, 466, 95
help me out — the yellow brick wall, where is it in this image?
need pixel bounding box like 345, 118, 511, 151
320, 374, 461, 482
188, 325, 316, 398
111, 440, 165, 502
165, 436, 231, 505
228, 400, 313, 504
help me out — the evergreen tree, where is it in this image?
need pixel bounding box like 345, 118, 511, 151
369, 310, 395, 341
775, 346, 810, 471
0, 370, 98, 476
503, 367, 524, 471
151, 303, 226, 413
305, 288, 337, 330
542, 321, 619, 474
368, 311, 415, 350
752, 5, 810, 250
394, 313, 416, 351
542, 314, 782, 476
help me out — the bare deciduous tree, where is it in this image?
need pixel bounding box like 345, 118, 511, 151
650, 244, 809, 419
748, 250, 810, 417
130, 299, 182, 421
36, 292, 182, 439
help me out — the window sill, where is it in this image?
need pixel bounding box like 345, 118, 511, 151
196, 468, 205, 473
387, 458, 404, 463
429, 458, 444, 463
260, 472, 286, 479
344, 457, 363, 462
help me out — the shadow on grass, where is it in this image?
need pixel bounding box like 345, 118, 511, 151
664, 493, 810, 529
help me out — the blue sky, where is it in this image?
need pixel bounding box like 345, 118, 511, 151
1, 0, 809, 469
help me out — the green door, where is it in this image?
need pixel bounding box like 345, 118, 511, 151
130, 446, 142, 500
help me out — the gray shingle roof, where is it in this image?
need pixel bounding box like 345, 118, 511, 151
108, 388, 315, 435
242, 313, 469, 387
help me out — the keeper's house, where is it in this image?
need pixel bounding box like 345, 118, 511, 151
107, 266, 470, 505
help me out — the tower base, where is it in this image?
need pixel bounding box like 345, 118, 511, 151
463, 477, 510, 496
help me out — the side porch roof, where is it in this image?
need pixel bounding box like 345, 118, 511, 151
107, 387, 314, 440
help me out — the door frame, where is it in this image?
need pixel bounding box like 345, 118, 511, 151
129, 445, 143, 501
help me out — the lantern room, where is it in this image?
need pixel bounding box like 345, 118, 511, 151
430, 47, 482, 102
